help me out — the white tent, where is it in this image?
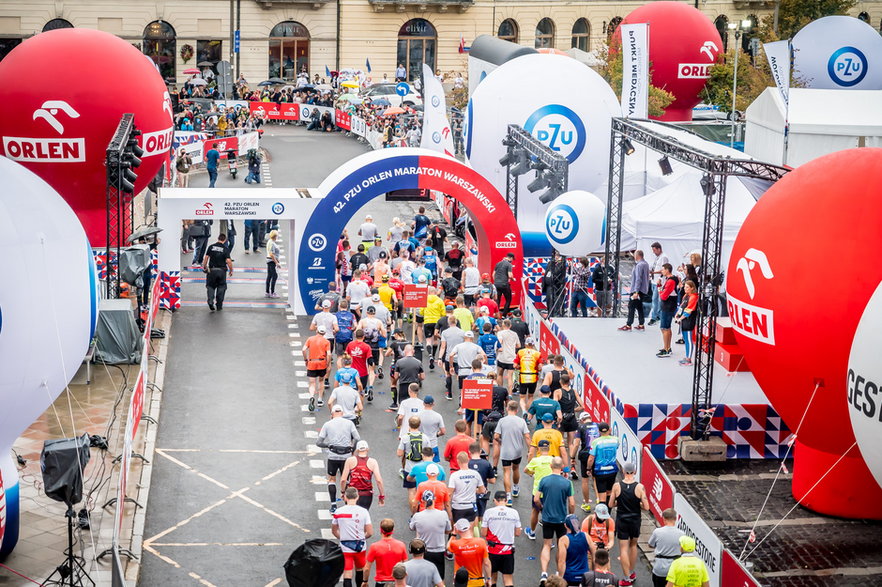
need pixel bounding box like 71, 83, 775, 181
620, 174, 763, 268
745, 87, 882, 167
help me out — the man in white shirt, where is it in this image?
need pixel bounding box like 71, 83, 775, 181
329, 375, 363, 422
495, 320, 521, 394
409, 493, 452, 580
331, 486, 374, 587
312, 300, 340, 346
449, 332, 486, 393
397, 383, 425, 438
347, 271, 372, 313
482, 490, 522, 587
418, 395, 446, 461
462, 258, 481, 307
647, 242, 669, 326
448, 452, 486, 532
358, 214, 379, 248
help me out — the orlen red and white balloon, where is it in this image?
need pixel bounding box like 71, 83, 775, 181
0, 29, 173, 245
848, 283, 882, 489
726, 148, 882, 519
616, 2, 723, 121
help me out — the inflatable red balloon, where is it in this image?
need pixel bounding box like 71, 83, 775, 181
0, 29, 173, 245
616, 1, 723, 121
726, 148, 882, 519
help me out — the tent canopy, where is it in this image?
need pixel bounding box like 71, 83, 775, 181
620, 173, 765, 268
745, 87, 882, 167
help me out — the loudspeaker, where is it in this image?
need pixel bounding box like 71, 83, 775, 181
41, 434, 91, 506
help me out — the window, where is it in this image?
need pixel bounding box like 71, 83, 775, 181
397, 19, 436, 82
858, 11, 869, 23
143, 20, 176, 80
714, 15, 729, 51
269, 21, 310, 80
498, 19, 519, 43
571, 18, 590, 51
0, 39, 21, 62
606, 17, 622, 39
742, 15, 757, 53
43, 19, 73, 32
197, 40, 222, 69
535, 18, 555, 49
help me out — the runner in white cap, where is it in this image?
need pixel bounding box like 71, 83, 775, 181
341, 440, 385, 510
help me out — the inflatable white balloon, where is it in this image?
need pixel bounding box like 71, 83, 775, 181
847, 282, 882, 490
792, 16, 882, 90
0, 156, 98, 556
543, 190, 606, 256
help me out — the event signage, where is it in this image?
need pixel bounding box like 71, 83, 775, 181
336, 110, 352, 131
620, 23, 649, 119
539, 321, 559, 356
543, 191, 605, 256
791, 16, 882, 90
466, 54, 619, 254
763, 41, 791, 105
249, 101, 300, 121
674, 493, 723, 587
420, 64, 455, 156
203, 136, 238, 159
721, 550, 761, 587
402, 283, 429, 309
461, 379, 493, 410
583, 376, 611, 425
641, 446, 675, 525
0, 28, 173, 244
297, 149, 522, 314
610, 407, 641, 477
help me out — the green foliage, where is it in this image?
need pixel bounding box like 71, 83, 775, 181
762, 0, 857, 41
449, 85, 468, 111
701, 48, 775, 114
597, 43, 675, 118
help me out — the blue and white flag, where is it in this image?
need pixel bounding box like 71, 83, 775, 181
763, 40, 791, 105
419, 64, 455, 156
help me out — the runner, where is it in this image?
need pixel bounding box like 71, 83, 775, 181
346, 329, 374, 402
528, 387, 562, 431
359, 306, 387, 396
557, 515, 590, 586
408, 447, 447, 486
493, 401, 531, 506
515, 338, 543, 413
337, 354, 364, 393
397, 383, 424, 432
443, 420, 474, 473
555, 374, 583, 467
467, 442, 496, 526
609, 462, 649, 586
336, 300, 358, 364
409, 489, 452, 580
570, 413, 600, 511
363, 519, 407, 587
422, 286, 446, 370
332, 487, 373, 587
305, 326, 332, 411
529, 413, 568, 470
397, 415, 428, 506
536, 458, 574, 585
447, 518, 491, 587
523, 439, 554, 540
480, 373, 509, 456
404, 540, 444, 587
448, 452, 486, 531
318, 405, 360, 512
341, 440, 385, 510
417, 395, 446, 462
581, 549, 619, 587
313, 299, 341, 391
580, 503, 615, 566
329, 372, 364, 424
495, 320, 521, 395
414, 463, 451, 514
587, 423, 619, 506
481, 491, 522, 587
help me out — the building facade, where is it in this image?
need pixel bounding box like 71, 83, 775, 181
1, 1, 880, 84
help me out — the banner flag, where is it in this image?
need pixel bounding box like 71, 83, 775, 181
419, 63, 455, 156
763, 40, 791, 105
620, 23, 649, 118
365, 58, 372, 73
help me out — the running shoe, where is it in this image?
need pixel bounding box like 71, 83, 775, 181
446, 391, 453, 401
648, 319, 657, 326
389, 403, 399, 410
512, 485, 520, 498
264, 292, 271, 298
540, 572, 547, 585
570, 470, 579, 481
329, 502, 338, 514
629, 572, 637, 581
444, 551, 454, 561
635, 325, 645, 331
429, 358, 435, 370
525, 528, 536, 540
506, 494, 513, 507
679, 358, 693, 366
308, 397, 316, 412
675, 337, 685, 344
618, 580, 633, 587
377, 366, 384, 380
367, 388, 374, 402
317, 398, 325, 407
656, 349, 672, 358
617, 325, 632, 331
270, 292, 280, 299
581, 503, 592, 513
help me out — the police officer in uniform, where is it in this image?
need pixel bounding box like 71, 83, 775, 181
203, 233, 233, 311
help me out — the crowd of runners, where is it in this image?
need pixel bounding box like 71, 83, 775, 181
304, 210, 712, 587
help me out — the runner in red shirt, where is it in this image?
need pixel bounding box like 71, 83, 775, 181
387, 270, 405, 328
444, 420, 474, 472
304, 328, 331, 412
346, 329, 373, 394
415, 464, 451, 513
363, 519, 408, 586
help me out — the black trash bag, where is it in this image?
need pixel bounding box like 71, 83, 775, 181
284, 539, 344, 587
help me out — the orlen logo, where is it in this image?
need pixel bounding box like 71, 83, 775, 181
523, 105, 586, 163
546, 203, 579, 245
2, 100, 85, 162
141, 128, 174, 157
828, 46, 868, 87
727, 248, 775, 345
195, 202, 214, 216
494, 232, 518, 249
678, 40, 719, 79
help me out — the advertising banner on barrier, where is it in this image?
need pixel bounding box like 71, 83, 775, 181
300, 105, 334, 123
584, 376, 610, 424
203, 136, 238, 159
641, 446, 675, 525
249, 101, 300, 121
539, 320, 559, 357
351, 116, 367, 137
722, 549, 761, 587
336, 109, 352, 131
620, 23, 650, 118
611, 407, 641, 476
674, 493, 723, 587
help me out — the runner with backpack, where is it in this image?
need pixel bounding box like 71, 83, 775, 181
397, 415, 429, 506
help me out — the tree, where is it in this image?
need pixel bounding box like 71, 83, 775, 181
700, 48, 775, 114
597, 43, 675, 118
763, 0, 857, 40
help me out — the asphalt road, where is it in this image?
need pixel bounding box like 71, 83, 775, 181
141, 126, 652, 587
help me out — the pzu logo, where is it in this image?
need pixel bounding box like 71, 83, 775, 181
545, 204, 579, 245
272, 202, 285, 215
523, 105, 586, 163
828, 46, 868, 87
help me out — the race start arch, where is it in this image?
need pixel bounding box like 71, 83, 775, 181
298, 148, 523, 313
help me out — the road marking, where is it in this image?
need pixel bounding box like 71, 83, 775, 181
297, 382, 309, 388
310, 459, 324, 468
315, 492, 330, 502
304, 430, 318, 439
317, 510, 332, 521
311, 475, 327, 485
295, 370, 306, 376
150, 542, 285, 547
265, 579, 283, 587
321, 528, 335, 539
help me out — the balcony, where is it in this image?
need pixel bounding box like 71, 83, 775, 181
369, 0, 474, 13
253, 0, 330, 9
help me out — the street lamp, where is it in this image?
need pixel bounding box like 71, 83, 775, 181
728, 19, 752, 147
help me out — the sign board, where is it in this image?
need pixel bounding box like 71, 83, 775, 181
396, 82, 411, 96
539, 320, 559, 356
234, 30, 240, 54
583, 375, 611, 425
461, 378, 493, 410
674, 493, 723, 587
610, 407, 641, 477
641, 446, 675, 525
721, 549, 761, 587
402, 283, 429, 309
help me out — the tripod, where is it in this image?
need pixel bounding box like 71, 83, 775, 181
44, 507, 95, 587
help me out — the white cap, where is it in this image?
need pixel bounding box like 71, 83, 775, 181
417, 274, 427, 283
322, 300, 332, 308
331, 404, 343, 413
480, 306, 489, 314
426, 463, 440, 476
356, 440, 369, 451
464, 331, 474, 338
372, 294, 381, 301
317, 325, 327, 334
454, 518, 471, 533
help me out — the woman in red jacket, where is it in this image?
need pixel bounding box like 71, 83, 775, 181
656, 264, 680, 358
675, 280, 699, 366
